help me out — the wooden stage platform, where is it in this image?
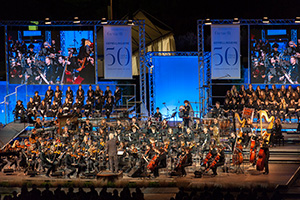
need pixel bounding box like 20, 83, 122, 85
0, 163, 299, 200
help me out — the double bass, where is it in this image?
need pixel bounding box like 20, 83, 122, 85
232, 140, 243, 165
256, 131, 270, 171
249, 138, 256, 163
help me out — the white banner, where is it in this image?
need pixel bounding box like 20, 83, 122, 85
104, 26, 132, 79
211, 25, 240, 79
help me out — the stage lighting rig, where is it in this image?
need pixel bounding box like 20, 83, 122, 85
45, 18, 51, 25
295, 17, 300, 23
101, 18, 108, 25
73, 17, 80, 24
204, 18, 212, 25
262, 17, 269, 24
233, 18, 240, 24
127, 19, 134, 26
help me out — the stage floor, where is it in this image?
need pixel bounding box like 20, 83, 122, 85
0, 163, 298, 188
0, 163, 298, 200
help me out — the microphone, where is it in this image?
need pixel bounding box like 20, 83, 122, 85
163, 102, 166, 104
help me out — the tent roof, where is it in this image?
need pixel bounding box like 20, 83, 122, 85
122, 9, 174, 52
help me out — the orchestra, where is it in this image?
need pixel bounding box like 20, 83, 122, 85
4, 82, 290, 179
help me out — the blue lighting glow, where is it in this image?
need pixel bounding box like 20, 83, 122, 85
152, 56, 199, 120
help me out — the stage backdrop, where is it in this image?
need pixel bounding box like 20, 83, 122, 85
104, 26, 132, 79
152, 55, 199, 120
211, 25, 241, 79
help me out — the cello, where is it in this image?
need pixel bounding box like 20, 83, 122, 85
147, 148, 160, 171
175, 143, 195, 171
205, 146, 226, 172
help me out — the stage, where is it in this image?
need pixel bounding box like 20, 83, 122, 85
0, 163, 299, 199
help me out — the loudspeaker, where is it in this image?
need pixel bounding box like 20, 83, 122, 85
127, 166, 143, 177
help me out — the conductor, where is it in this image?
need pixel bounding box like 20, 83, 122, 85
106, 133, 119, 173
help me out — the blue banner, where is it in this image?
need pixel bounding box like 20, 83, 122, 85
211, 25, 241, 79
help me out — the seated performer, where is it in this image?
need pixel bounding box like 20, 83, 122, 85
201, 144, 225, 176
174, 147, 193, 176
14, 100, 25, 121
210, 145, 225, 176
209, 101, 224, 118
152, 148, 167, 178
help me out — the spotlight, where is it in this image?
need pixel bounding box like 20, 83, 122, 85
73, 17, 80, 24
101, 18, 107, 25
233, 17, 239, 24
204, 18, 212, 25
262, 17, 269, 24
45, 18, 51, 25
295, 17, 300, 23
127, 19, 134, 26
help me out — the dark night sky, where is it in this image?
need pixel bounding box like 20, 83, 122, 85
0, 0, 299, 51
1, 0, 299, 35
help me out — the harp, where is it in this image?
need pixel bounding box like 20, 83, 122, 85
259, 110, 275, 144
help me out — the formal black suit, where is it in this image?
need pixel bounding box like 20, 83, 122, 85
106, 138, 118, 173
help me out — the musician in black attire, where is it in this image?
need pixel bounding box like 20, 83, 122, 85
82, 118, 93, 133
53, 92, 62, 107
66, 86, 74, 100
38, 100, 48, 117
177, 147, 193, 176
114, 86, 122, 105
182, 100, 191, 127
105, 96, 114, 118
33, 91, 41, 110
106, 133, 118, 173
14, 100, 25, 121
153, 107, 163, 121
44, 57, 54, 84
40, 149, 55, 177
65, 149, 76, 178
104, 86, 112, 100
76, 90, 85, 108
210, 145, 225, 176
261, 141, 270, 175
83, 100, 93, 117
27, 97, 36, 123
76, 85, 84, 97
153, 148, 167, 178
62, 98, 72, 114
